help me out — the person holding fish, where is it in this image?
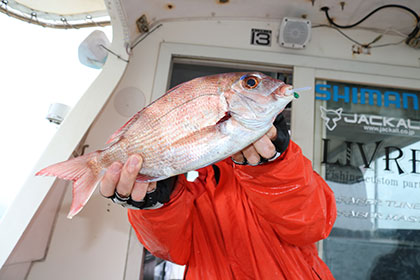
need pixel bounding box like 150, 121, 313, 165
37, 72, 336, 279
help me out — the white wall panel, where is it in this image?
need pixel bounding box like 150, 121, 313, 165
3, 15, 419, 280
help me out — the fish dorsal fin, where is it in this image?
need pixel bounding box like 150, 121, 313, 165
106, 111, 141, 145
166, 82, 183, 94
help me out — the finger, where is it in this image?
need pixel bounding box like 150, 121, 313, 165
253, 135, 276, 159
147, 182, 157, 192
116, 154, 143, 197
231, 151, 246, 163
266, 125, 277, 141
100, 162, 123, 197
242, 145, 260, 165
131, 181, 151, 201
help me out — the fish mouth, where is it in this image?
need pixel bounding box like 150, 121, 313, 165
274, 84, 294, 98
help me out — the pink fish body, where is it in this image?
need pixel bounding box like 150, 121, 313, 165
36, 72, 295, 218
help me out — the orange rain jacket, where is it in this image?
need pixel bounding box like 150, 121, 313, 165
128, 141, 337, 279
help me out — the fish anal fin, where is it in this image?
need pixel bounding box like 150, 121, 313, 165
136, 173, 161, 182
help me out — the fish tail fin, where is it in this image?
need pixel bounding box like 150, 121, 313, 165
36, 151, 101, 219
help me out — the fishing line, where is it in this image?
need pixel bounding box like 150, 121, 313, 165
293, 87, 312, 92
288, 86, 312, 99
100, 44, 129, 63
131, 23, 163, 50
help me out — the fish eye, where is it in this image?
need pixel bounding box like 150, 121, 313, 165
242, 76, 259, 89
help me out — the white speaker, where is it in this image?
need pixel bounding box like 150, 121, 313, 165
279, 18, 311, 49
78, 30, 110, 69
113, 87, 146, 117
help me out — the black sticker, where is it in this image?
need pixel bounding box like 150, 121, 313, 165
250, 29, 272, 46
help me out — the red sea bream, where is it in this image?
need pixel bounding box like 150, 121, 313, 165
36, 72, 296, 218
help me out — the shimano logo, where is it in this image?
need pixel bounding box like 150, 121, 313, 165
315, 84, 419, 111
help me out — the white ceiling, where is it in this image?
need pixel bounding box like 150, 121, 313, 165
121, 0, 420, 41
12, 0, 420, 37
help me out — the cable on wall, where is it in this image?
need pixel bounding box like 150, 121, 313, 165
320, 5, 420, 48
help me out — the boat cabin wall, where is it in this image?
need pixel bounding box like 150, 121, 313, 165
91, 19, 419, 157
17, 19, 420, 280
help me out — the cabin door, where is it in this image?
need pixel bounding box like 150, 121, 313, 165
141, 58, 293, 280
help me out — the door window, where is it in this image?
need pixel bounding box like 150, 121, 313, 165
315, 80, 420, 279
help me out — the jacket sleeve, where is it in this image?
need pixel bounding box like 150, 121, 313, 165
234, 140, 337, 246
127, 175, 197, 264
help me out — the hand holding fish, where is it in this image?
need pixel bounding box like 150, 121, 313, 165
231, 125, 278, 165
99, 124, 281, 208
99, 155, 156, 204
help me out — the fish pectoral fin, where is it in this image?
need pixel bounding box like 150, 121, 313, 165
216, 111, 232, 125
171, 125, 220, 149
